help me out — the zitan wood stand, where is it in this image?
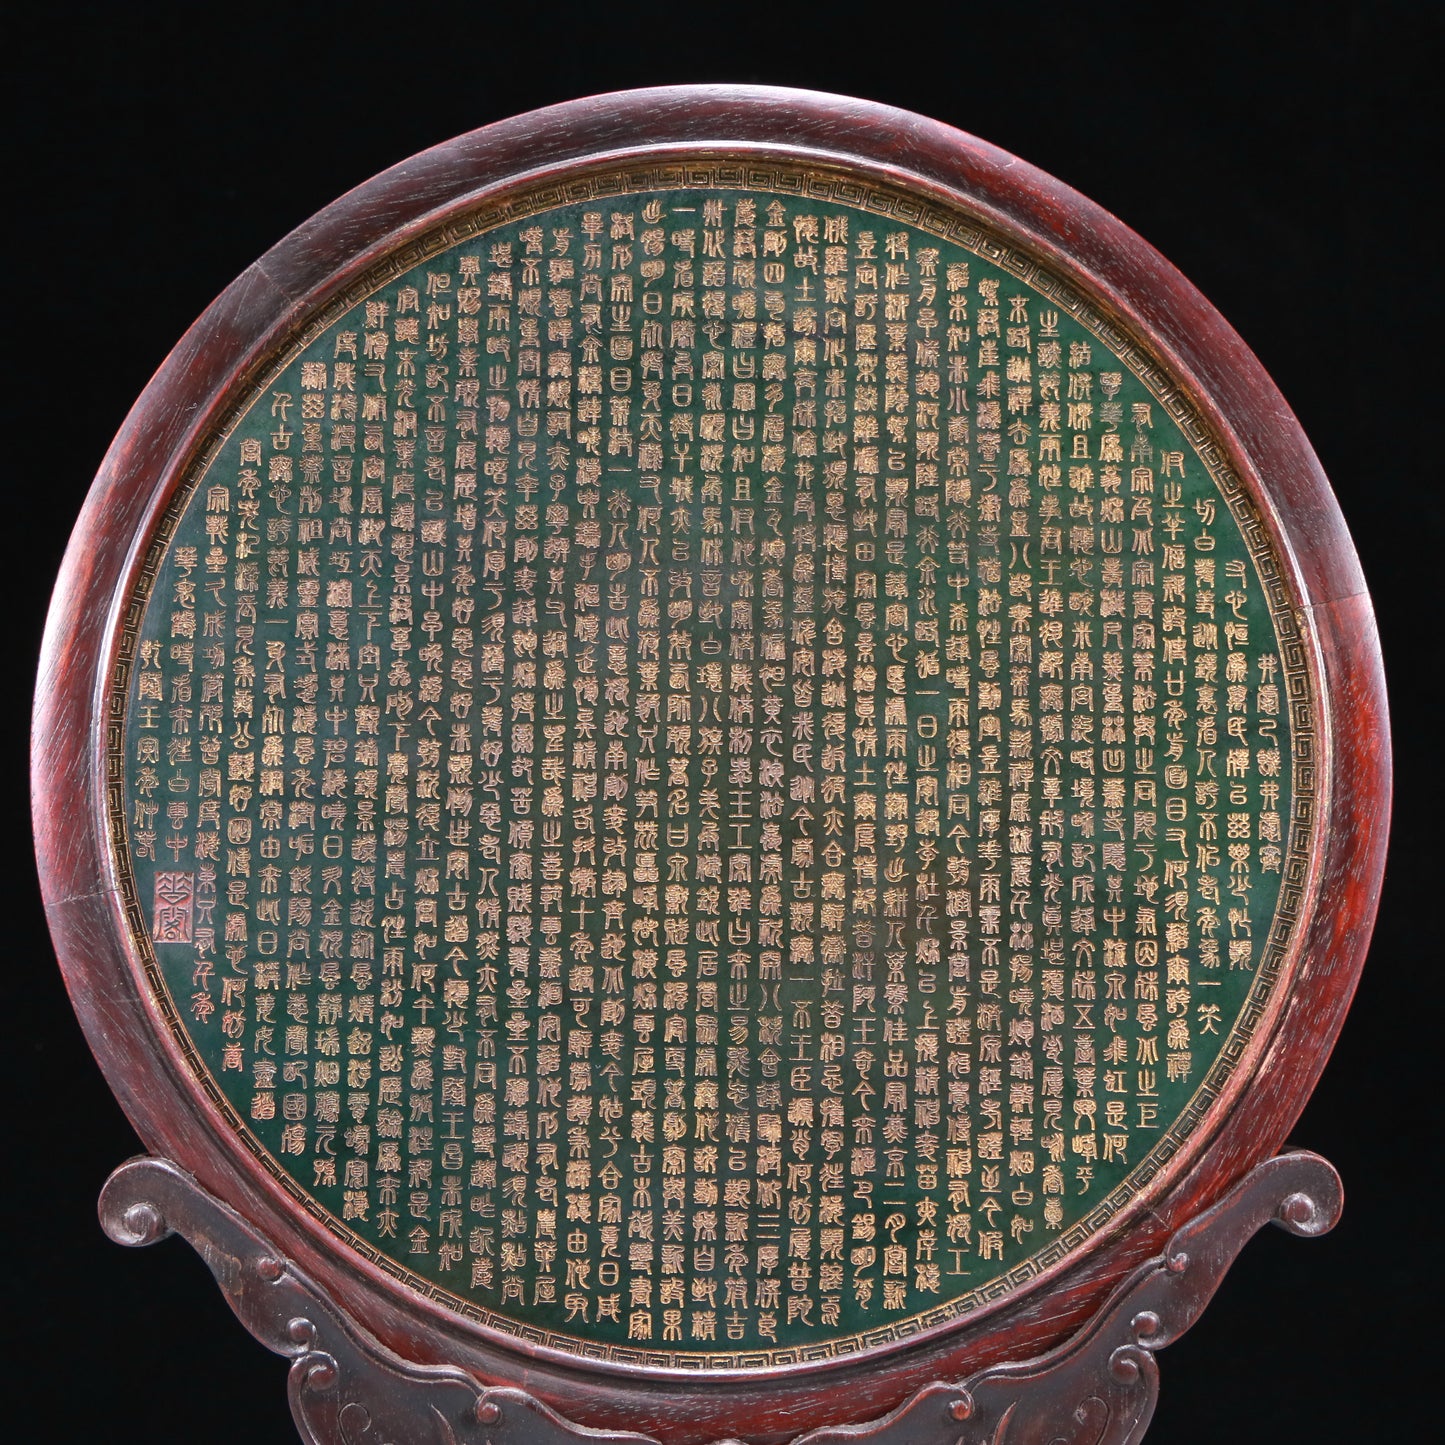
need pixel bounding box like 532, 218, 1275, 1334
34, 86, 1389, 1445
100, 1149, 1342, 1445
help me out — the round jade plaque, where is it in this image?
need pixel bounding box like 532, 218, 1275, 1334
108, 163, 1314, 1367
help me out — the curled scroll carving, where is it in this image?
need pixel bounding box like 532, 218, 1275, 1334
100, 1156, 658, 1445
99, 1149, 1340, 1445
789, 1149, 1342, 1445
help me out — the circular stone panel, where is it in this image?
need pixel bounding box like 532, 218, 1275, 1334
107, 164, 1314, 1367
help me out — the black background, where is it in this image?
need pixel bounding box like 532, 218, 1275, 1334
6, 3, 1438, 1441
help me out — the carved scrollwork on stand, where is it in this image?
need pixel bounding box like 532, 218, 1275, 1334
100, 1157, 657, 1445
788, 1149, 1342, 1445
99, 1149, 1340, 1445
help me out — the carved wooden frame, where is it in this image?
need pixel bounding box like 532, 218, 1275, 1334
33, 86, 1389, 1444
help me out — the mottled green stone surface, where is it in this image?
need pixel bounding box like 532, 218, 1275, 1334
115, 169, 1307, 1365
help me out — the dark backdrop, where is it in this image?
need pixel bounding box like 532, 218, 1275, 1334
6, 3, 1437, 1441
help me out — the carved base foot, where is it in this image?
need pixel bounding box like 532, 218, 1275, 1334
100, 1149, 1341, 1445
100, 1157, 654, 1445
788, 1150, 1342, 1445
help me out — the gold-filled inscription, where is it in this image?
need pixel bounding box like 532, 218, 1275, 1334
113, 171, 1312, 1367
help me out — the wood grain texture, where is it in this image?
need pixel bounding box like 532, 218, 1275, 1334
31, 86, 1390, 1445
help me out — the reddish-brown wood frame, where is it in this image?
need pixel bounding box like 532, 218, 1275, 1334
31, 86, 1390, 1445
